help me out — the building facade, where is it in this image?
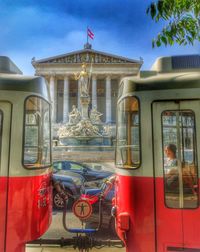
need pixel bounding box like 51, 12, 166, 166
32, 44, 142, 125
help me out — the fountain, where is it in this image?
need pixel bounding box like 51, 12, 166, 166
58, 63, 113, 149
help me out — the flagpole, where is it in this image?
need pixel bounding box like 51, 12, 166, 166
87, 26, 88, 44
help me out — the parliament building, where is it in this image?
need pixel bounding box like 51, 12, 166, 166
32, 43, 142, 126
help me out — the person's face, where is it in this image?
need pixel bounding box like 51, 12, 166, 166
165, 147, 175, 159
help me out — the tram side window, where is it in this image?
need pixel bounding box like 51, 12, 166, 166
23, 96, 51, 169
116, 96, 140, 169
162, 110, 198, 209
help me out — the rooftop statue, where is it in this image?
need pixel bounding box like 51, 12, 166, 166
74, 63, 89, 97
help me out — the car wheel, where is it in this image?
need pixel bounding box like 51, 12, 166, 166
53, 189, 74, 210
53, 190, 65, 210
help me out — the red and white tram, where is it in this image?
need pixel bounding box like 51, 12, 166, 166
114, 55, 200, 252
0, 56, 52, 252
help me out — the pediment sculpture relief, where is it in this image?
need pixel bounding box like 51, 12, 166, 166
44, 52, 129, 64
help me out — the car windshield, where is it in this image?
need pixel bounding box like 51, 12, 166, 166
53, 162, 62, 170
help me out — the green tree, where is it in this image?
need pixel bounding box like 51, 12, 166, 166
147, 0, 200, 47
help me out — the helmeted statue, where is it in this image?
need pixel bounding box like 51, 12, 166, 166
58, 62, 106, 140
74, 63, 89, 97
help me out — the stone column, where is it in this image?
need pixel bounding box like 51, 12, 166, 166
92, 75, 97, 109
63, 75, 69, 123
106, 76, 111, 123
78, 79, 81, 110
49, 75, 57, 123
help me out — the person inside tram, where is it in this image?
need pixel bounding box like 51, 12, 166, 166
164, 143, 197, 195
164, 144, 177, 169
164, 144, 179, 191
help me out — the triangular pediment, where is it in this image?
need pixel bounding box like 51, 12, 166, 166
33, 48, 141, 65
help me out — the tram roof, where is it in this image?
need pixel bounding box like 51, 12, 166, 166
0, 56, 49, 98
123, 71, 200, 92
0, 56, 22, 74
122, 55, 200, 92
0, 73, 49, 95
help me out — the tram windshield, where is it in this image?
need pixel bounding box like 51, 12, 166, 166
23, 96, 51, 168
116, 96, 140, 168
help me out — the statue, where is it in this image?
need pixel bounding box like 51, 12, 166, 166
58, 62, 108, 142
63, 119, 102, 137
103, 124, 112, 136
68, 105, 81, 124
90, 107, 102, 124
74, 63, 89, 97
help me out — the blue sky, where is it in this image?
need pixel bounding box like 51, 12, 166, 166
0, 0, 199, 75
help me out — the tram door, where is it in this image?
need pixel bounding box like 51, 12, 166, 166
0, 102, 11, 252
153, 100, 200, 251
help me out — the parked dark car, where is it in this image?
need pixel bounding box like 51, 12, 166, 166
53, 169, 85, 210
53, 161, 113, 182
80, 175, 116, 236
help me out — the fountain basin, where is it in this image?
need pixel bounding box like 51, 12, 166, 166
59, 136, 113, 146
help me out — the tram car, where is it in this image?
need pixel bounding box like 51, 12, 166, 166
114, 55, 200, 252
0, 56, 52, 252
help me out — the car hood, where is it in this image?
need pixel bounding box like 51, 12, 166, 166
93, 171, 113, 179
53, 170, 85, 182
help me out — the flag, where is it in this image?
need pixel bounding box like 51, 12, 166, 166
87, 28, 94, 40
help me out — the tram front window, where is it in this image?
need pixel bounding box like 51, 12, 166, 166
23, 96, 51, 168
116, 96, 140, 168
162, 110, 198, 209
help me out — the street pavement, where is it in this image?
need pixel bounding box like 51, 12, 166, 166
26, 246, 125, 252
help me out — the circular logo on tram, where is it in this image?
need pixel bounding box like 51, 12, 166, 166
72, 199, 92, 220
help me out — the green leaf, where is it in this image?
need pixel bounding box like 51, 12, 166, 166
167, 36, 174, 45
161, 36, 168, 45
147, 0, 200, 47
150, 3, 157, 19
157, 0, 163, 15
186, 35, 194, 44
156, 38, 161, 47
